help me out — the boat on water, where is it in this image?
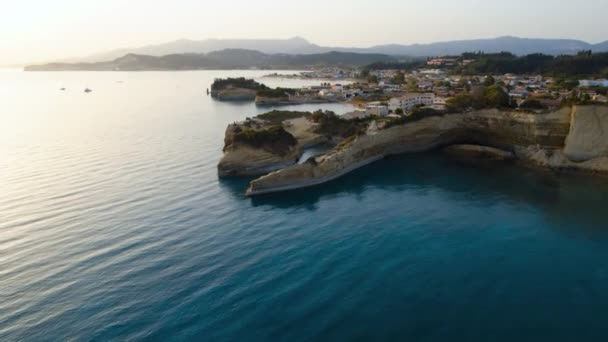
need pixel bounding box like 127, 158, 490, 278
84, 88, 92, 93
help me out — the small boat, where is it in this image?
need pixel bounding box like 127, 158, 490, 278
84, 88, 92, 93
60, 88, 66, 91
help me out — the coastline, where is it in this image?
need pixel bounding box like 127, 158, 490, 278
222, 106, 608, 196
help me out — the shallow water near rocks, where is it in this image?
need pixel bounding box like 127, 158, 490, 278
2, 69, 608, 341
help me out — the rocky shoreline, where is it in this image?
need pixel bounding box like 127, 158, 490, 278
218, 105, 608, 196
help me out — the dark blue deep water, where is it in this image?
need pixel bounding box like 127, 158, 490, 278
3, 70, 608, 341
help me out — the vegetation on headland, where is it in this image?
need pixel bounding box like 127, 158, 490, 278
256, 87, 297, 98
445, 85, 513, 112
211, 77, 267, 92
311, 110, 370, 138
256, 110, 310, 124
231, 125, 297, 156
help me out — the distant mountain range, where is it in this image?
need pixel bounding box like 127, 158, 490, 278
68, 36, 608, 63
25, 50, 398, 71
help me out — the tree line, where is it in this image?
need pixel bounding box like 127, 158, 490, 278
454, 51, 608, 78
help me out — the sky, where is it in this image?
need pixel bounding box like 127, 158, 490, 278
1, 0, 607, 65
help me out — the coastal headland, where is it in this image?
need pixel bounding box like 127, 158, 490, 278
218, 105, 608, 196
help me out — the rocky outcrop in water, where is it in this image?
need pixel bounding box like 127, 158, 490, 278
217, 113, 327, 177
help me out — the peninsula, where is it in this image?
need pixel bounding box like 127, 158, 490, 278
217, 50, 608, 195
219, 103, 608, 196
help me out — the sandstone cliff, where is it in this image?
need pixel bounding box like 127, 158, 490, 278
218, 114, 327, 177
246, 107, 575, 195
216, 105, 608, 196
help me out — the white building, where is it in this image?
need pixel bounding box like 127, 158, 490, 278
579, 79, 608, 87
365, 103, 390, 117
432, 96, 447, 110
389, 93, 435, 111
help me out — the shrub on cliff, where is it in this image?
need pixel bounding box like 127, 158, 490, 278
446, 85, 511, 112
446, 94, 475, 112
483, 85, 511, 108
519, 99, 547, 110
232, 126, 297, 156
256, 87, 297, 98
313, 110, 366, 138
257, 110, 310, 124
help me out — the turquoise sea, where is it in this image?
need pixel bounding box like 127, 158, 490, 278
3, 69, 608, 341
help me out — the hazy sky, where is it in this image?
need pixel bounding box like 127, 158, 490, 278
2, 0, 607, 65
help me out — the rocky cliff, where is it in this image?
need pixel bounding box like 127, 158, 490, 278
218, 105, 608, 196
563, 106, 608, 162
217, 113, 327, 177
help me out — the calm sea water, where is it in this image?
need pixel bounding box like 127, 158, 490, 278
3, 70, 608, 341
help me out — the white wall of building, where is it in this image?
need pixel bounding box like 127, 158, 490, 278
389, 93, 435, 111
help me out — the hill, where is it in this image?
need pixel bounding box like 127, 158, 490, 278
58, 36, 608, 64
24, 49, 398, 71
351, 36, 607, 56
71, 37, 323, 63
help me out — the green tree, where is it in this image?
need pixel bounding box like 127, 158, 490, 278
407, 76, 418, 91
367, 75, 379, 83
311, 110, 325, 123
519, 99, 546, 110
484, 75, 496, 86
483, 85, 510, 108
582, 93, 592, 102
393, 71, 405, 84
446, 94, 475, 112
395, 108, 404, 115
